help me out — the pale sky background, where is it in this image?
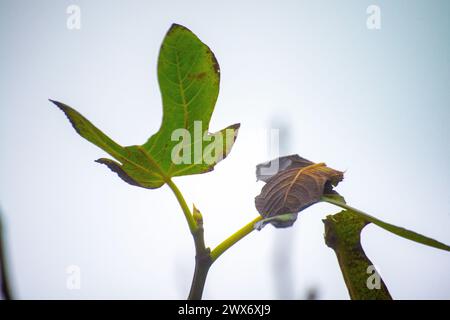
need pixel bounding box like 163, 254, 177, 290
0, 0, 449, 299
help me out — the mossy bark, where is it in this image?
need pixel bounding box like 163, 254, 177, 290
323, 210, 392, 300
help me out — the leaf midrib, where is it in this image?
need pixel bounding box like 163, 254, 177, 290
283, 163, 326, 202
166, 48, 192, 175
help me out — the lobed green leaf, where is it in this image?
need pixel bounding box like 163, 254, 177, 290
51, 24, 239, 189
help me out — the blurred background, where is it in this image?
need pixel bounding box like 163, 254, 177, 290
0, 0, 449, 299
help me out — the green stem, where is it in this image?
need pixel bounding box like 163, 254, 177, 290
188, 258, 211, 300
321, 196, 379, 221
166, 178, 211, 299
166, 178, 197, 233
166, 178, 265, 299
188, 215, 263, 298
210, 216, 263, 262
188, 223, 212, 300
322, 196, 450, 252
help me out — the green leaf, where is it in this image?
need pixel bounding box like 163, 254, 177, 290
322, 196, 450, 252
323, 210, 392, 300
50, 24, 239, 189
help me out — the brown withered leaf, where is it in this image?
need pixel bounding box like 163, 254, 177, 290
254, 155, 344, 228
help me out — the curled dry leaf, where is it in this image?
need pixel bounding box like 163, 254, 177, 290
254, 155, 343, 228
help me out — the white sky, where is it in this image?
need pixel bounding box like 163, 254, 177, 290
0, 0, 449, 299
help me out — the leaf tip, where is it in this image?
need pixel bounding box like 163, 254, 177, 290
167, 23, 190, 34
49, 99, 88, 139
230, 123, 241, 130
49, 99, 71, 115
49, 99, 64, 109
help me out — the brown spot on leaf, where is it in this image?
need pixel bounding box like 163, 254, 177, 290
189, 72, 207, 80
206, 48, 220, 76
